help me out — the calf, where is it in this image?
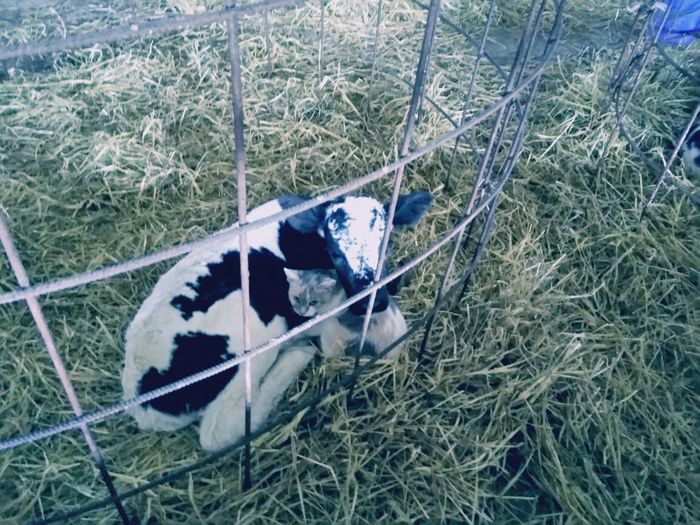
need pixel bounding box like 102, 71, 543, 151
121, 191, 432, 451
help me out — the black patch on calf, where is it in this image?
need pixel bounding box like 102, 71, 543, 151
369, 207, 381, 230
248, 248, 307, 326
278, 195, 327, 234
170, 244, 310, 328
389, 191, 433, 227
687, 127, 699, 147
171, 250, 241, 320
278, 221, 333, 270
171, 247, 310, 326
138, 331, 236, 415
327, 207, 349, 231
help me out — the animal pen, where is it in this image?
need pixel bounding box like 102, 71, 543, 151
2, 0, 695, 523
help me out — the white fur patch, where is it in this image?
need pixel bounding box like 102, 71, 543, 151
682, 143, 700, 178
326, 197, 386, 278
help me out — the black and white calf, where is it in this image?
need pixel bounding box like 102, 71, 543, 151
121, 192, 432, 451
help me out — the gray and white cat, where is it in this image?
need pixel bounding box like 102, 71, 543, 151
283, 268, 346, 317
283, 268, 408, 359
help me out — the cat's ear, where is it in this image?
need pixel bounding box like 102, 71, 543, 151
318, 276, 337, 288
283, 268, 299, 281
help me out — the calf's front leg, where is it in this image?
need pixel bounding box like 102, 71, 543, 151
198, 345, 315, 451
250, 344, 316, 431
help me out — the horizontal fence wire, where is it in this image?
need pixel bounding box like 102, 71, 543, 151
0, 1, 526, 306
0, 51, 550, 307
0, 0, 304, 61
0, 0, 566, 521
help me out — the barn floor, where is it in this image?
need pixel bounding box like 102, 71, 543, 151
0, 0, 698, 523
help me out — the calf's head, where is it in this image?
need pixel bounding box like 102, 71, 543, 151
286, 191, 432, 316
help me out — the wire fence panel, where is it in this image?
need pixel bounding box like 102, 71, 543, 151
0, 0, 566, 521
600, 0, 700, 209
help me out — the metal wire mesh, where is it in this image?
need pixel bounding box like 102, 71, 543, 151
0, 0, 566, 522
601, 0, 699, 209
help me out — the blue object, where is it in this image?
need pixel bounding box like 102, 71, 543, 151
649, 0, 700, 45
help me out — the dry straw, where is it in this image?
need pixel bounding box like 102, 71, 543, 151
0, 0, 698, 523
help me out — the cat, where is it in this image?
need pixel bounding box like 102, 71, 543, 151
283, 268, 407, 359
283, 268, 346, 317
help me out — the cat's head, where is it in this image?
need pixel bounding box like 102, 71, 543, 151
284, 268, 340, 317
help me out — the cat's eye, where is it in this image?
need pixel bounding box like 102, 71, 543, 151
310, 300, 318, 305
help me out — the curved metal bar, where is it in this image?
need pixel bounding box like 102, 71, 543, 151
0, 1, 567, 520
0, 45, 556, 307
0, 0, 304, 61
28, 99, 550, 522
31, 239, 473, 523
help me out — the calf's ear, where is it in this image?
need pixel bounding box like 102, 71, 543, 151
387, 191, 432, 228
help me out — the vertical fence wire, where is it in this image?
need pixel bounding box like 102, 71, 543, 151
458, 0, 562, 300
0, 213, 131, 525
263, 11, 273, 75
599, 1, 672, 167
444, 0, 496, 192
318, 0, 325, 83
417, 0, 547, 359
608, 3, 649, 92
457, 0, 548, 258
477, 0, 546, 190
348, 0, 441, 398
365, 0, 384, 115
461, 69, 548, 300
225, 3, 254, 490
